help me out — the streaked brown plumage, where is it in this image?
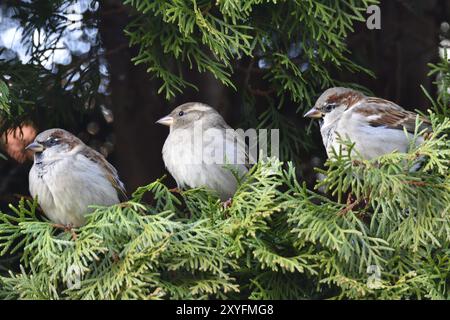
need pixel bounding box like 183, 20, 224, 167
27, 128, 126, 227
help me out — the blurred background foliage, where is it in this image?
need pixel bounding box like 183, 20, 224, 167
0, 0, 449, 295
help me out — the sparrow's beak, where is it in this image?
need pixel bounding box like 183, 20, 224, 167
156, 115, 174, 127
25, 142, 45, 153
304, 107, 323, 119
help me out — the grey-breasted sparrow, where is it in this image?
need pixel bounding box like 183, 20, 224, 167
304, 87, 431, 160
26, 129, 127, 227
157, 102, 248, 200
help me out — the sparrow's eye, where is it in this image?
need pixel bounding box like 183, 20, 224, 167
46, 137, 59, 146
324, 104, 336, 113
178, 111, 185, 117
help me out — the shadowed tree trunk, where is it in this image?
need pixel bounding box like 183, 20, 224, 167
98, 0, 169, 192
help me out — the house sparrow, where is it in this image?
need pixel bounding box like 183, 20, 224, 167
0, 123, 37, 163
304, 87, 431, 160
157, 102, 248, 200
26, 129, 127, 227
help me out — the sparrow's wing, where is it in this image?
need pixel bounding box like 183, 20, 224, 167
216, 122, 252, 170
83, 147, 128, 201
356, 98, 432, 134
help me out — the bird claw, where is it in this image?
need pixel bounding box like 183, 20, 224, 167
169, 187, 182, 194
222, 198, 233, 209
111, 251, 120, 263
13, 194, 34, 201
351, 159, 364, 167
52, 223, 78, 240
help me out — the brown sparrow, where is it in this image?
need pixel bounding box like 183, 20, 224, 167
0, 124, 37, 163
26, 129, 127, 227
157, 102, 248, 200
304, 87, 431, 160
